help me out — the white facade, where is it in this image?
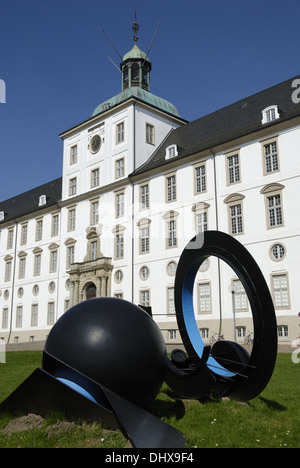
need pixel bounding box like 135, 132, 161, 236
0, 44, 299, 350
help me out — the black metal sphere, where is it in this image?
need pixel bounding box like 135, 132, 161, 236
43, 298, 167, 408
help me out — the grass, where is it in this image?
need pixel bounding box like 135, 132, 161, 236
0, 351, 299, 448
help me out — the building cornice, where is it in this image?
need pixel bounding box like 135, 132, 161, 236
129, 116, 300, 183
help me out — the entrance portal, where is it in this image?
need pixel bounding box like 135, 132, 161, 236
85, 283, 96, 300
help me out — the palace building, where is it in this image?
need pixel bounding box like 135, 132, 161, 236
1, 29, 300, 350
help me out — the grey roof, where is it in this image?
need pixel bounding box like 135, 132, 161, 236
131, 75, 300, 176
0, 178, 62, 225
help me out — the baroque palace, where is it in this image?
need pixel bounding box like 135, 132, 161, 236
1, 30, 300, 350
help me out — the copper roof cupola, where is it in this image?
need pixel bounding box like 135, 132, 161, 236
120, 15, 151, 91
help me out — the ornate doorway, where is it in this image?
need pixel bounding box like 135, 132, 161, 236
85, 282, 97, 300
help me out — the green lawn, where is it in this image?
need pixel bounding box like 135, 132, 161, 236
0, 351, 299, 448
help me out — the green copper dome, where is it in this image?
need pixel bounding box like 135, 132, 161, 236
122, 44, 148, 62
91, 87, 180, 118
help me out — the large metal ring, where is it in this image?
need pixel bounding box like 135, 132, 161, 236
174, 231, 278, 401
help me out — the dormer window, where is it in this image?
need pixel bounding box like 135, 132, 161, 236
0, 211, 4, 221
39, 195, 47, 206
165, 145, 178, 160
261, 105, 280, 124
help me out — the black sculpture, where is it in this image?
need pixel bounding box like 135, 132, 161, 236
165, 231, 278, 402
43, 298, 166, 408
0, 231, 278, 447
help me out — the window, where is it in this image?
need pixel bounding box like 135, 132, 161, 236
34, 253, 41, 276
115, 158, 125, 179
31, 304, 38, 327
261, 105, 280, 124
167, 261, 177, 276
68, 207, 76, 231
140, 266, 149, 280
70, 145, 77, 164
5, 259, 12, 282
146, 123, 155, 145
232, 279, 247, 311
270, 243, 286, 261
236, 326, 246, 338
267, 194, 283, 227
16, 306, 23, 328
192, 202, 209, 234
198, 282, 211, 314
39, 195, 47, 206
116, 122, 125, 144
165, 145, 178, 160
163, 211, 179, 249
140, 183, 149, 210
90, 200, 99, 225
140, 226, 149, 253
115, 270, 123, 284
225, 194, 245, 235
114, 292, 123, 299
90, 240, 98, 261
21, 224, 28, 245
195, 164, 206, 193
227, 154, 240, 184
137, 218, 151, 254
166, 174, 176, 202
262, 139, 279, 174
67, 245, 75, 269
2, 308, 8, 329
200, 328, 209, 339
196, 212, 208, 234
169, 330, 176, 340
48, 302, 55, 325
115, 192, 124, 218
91, 168, 100, 188
51, 214, 59, 237
230, 204, 243, 235
36, 219, 43, 241
115, 233, 124, 259
19, 256, 26, 279
261, 183, 284, 229
50, 250, 58, 273
7, 229, 14, 249
167, 287, 175, 315
277, 325, 288, 338
140, 290, 150, 307
69, 178, 77, 196
167, 219, 177, 248
272, 273, 290, 309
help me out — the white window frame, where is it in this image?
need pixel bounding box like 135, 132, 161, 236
115, 158, 125, 179
116, 122, 125, 144
261, 105, 280, 124
198, 282, 211, 314
194, 163, 206, 193
271, 273, 290, 309
165, 173, 177, 203
146, 123, 155, 145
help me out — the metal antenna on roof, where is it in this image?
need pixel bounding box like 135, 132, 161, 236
108, 56, 122, 73
142, 19, 162, 66
102, 29, 123, 61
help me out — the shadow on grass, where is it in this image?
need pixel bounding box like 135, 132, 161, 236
149, 398, 185, 420
258, 397, 287, 412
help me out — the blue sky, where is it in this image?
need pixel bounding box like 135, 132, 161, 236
0, 0, 300, 201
